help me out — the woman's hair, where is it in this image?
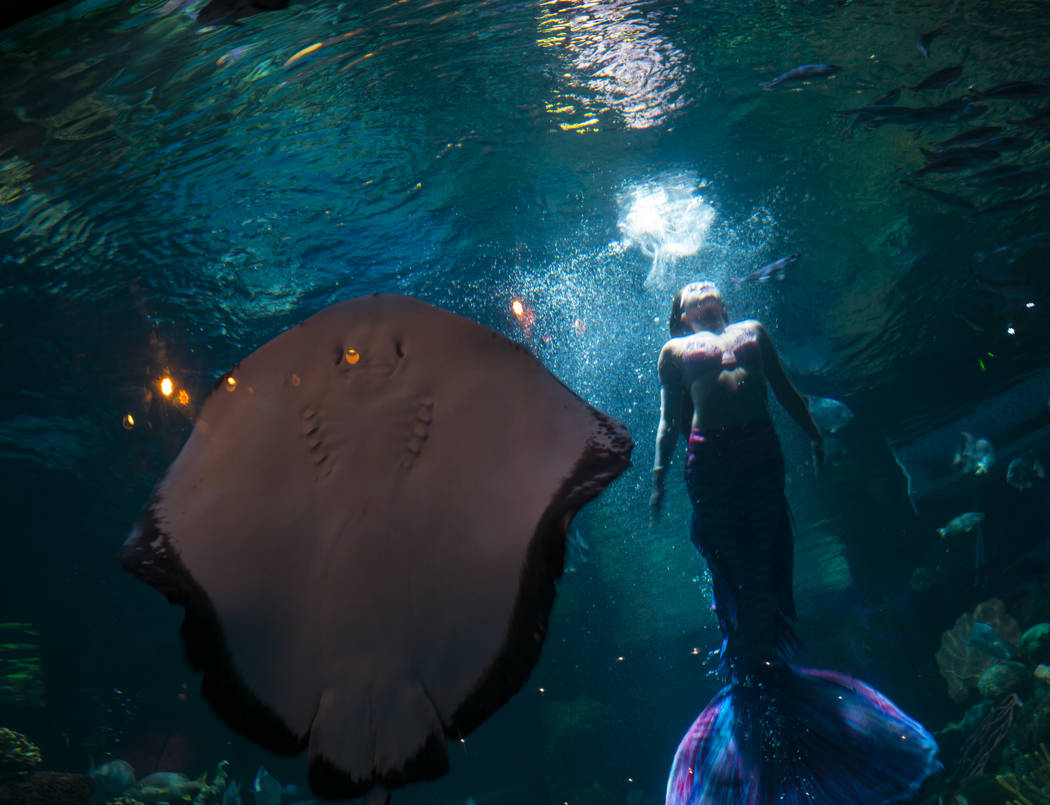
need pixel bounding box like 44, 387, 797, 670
667, 282, 722, 435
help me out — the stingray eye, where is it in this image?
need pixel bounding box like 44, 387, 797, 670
344, 348, 360, 365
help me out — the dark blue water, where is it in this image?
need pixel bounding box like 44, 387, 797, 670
2, 0, 1050, 802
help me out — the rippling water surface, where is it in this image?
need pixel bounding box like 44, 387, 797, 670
2, 0, 1050, 802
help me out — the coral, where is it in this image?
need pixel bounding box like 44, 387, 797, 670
0, 771, 93, 804
192, 761, 230, 805
0, 727, 42, 772
936, 598, 1021, 702
1014, 688, 1050, 754
954, 694, 1023, 781
980, 663, 1032, 698
998, 743, 1050, 804
1022, 625, 1050, 665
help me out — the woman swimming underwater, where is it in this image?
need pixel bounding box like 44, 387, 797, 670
650, 282, 941, 805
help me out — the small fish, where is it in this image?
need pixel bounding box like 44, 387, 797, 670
216, 45, 253, 67
967, 621, 1015, 660
911, 64, 963, 91
972, 163, 1050, 189
254, 766, 282, 805
937, 511, 985, 538
967, 162, 1026, 183
197, 0, 289, 24
899, 179, 975, 210
971, 262, 1036, 300
847, 96, 976, 127
953, 432, 995, 475
974, 81, 1050, 100
835, 103, 908, 117
1007, 454, 1047, 491
91, 758, 136, 795
732, 253, 799, 286
1010, 104, 1050, 129
976, 188, 1050, 216
760, 63, 841, 91
919, 145, 1000, 163
917, 24, 949, 58
841, 88, 902, 136
994, 229, 1050, 258
912, 150, 999, 177
976, 135, 1033, 152
939, 125, 1004, 146
870, 87, 903, 106
806, 396, 854, 435
949, 102, 986, 122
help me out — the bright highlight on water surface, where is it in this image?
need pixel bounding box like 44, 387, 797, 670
618, 174, 715, 289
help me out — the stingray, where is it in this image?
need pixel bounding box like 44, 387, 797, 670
122, 294, 632, 803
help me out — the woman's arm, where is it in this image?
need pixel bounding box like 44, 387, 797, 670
651, 342, 682, 520
756, 323, 823, 449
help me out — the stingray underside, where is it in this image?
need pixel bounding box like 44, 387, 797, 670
122, 294, 633, 799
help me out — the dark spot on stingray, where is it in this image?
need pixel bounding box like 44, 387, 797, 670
123, 294, 632, 802
395, 340, 405, 359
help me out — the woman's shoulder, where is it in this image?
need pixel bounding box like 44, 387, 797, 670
728, 318, 765, 333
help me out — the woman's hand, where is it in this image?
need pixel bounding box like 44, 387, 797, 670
649, 487, 664, 527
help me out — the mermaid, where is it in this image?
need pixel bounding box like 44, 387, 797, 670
650, 281, 941, 804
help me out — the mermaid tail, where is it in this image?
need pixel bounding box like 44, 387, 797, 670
665, 664, 942, 805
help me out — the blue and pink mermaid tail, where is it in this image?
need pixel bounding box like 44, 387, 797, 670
669, 423, 941, 804
666, 663, 941, 804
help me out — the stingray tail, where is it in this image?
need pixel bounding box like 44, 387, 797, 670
665, 665, 941, 805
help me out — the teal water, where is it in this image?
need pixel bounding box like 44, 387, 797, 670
1, 0, 1050, 802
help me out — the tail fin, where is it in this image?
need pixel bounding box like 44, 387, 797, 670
666, 665, 941, 805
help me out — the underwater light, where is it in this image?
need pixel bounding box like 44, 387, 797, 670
122, 413, 135, 430
160, 377, 173, 397
511, 299, 525, 317
225, 376, 237, 391
177, 389, 190, 406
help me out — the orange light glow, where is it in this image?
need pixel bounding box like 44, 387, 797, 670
345, 348, 360, 365
122, 413, 135, 430
225, 376, 237, 391
160, 377, 174, 397
176, 389, 190, 406
511, 300, 525, 318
